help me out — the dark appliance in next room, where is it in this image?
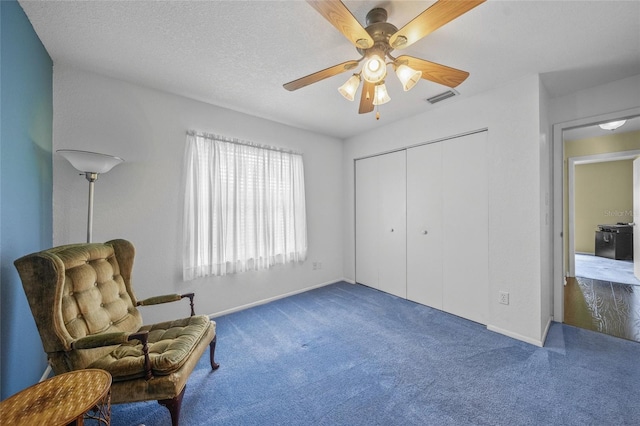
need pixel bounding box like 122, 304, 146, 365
595, 224, 633, 260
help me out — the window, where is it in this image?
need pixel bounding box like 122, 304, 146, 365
182, 131, 307, 280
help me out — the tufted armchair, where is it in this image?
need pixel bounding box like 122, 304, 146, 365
14, 239, 218, 426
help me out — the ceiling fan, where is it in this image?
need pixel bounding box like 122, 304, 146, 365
283, 0, 485, 117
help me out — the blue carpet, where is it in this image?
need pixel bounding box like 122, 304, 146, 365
112, 282, 640, 425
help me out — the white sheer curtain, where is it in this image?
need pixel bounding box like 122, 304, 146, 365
182, 131, 307, 280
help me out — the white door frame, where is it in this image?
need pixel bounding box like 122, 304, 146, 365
634, 158, 640, 280
552, 107, 640, 322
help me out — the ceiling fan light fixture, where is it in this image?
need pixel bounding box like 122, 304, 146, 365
598, 120, 626, 131
284, 2, 484, 116
362, 53, 387, 83
372, 83, 391, 106
395, 64, 422, 91
338, 74, 361, 101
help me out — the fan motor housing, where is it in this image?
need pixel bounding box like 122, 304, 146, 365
357, 8, 398, 56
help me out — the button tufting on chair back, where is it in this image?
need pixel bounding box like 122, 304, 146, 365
59, 246, 141, 340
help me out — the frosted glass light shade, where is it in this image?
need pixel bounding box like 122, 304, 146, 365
395, 64, 422, 91
598, 120, 626, 131
362, 53, 387, 83
57, 150, 124, 173
338, 74, 361, 101
372, 83, 391, 106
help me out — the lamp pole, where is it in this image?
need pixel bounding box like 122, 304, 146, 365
85, 172, 99, 243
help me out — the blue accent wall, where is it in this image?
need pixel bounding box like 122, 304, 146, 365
1, 0, 53, 399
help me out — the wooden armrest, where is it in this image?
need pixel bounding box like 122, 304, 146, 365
128, 331, 153, 381
137, 293, 196, 316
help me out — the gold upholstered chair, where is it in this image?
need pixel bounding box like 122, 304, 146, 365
14, 239, 218, 426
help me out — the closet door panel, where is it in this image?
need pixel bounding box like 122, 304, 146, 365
442, 132, 488, 324
377, 151, 407, 298
407, 142, 443, 308
355, 157, 379, 289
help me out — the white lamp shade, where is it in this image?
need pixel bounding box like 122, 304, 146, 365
372, 83, 391, 106
396, 64, 422, 91
362, 53, 387, 83
338, 74, 361, 101
598, 120, 626, 131
57, 150, 124, 174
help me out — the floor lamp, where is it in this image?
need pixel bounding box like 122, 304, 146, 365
57, 150, 124, 243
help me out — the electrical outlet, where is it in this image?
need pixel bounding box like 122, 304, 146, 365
499, 291, 509, 305
312, 262, 318, 270
317, 262, 322, 270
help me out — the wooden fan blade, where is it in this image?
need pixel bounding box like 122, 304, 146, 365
283, 60, 360, 91
359, 80, 375, 114
389, 0, 485, 49
395, 55, 469, 88
307, 0, 374, 49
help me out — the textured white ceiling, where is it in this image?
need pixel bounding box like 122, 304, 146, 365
19, 0, 640, 139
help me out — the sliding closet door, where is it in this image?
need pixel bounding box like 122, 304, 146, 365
355, 151, 407, 298
358, 133, 487, 322
407, 142, 443, 308
442, 131, 488, 324
355, 157, 379, 289
377, 151, 407, 298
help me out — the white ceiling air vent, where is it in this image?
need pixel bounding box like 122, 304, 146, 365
426, 89, 459, 104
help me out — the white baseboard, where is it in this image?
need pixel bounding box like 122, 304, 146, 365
207, 278, 348, 319
486, 323, 547, 347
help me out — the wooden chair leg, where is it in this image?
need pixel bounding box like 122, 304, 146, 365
158, 386, 186, 426
210, 335, 220, 370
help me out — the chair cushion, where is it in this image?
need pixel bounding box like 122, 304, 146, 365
88, 315, 214, 381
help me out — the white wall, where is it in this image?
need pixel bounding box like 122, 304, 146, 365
549, 74, 640, 125
343, 74, 548, 345
53, 64, 636, 345
53, 64, 345, 323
